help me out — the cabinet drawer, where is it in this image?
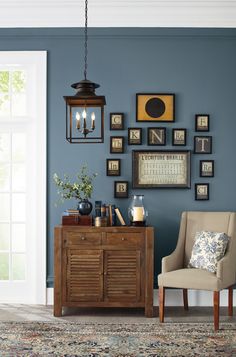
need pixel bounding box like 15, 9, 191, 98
63, 232, 102, 246
104, 233, 142, 247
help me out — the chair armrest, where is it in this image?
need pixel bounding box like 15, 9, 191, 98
162, 249, 184, 273
217, 252, 235, 282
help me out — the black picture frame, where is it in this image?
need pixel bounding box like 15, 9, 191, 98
114, 181, 129, 198
194, 136, 212, 154
132, 150, 191, 188
128, 128, 142, 145
195, 114, 210, 132
106, 159, 121, 176
195, 183, 209, 200
147, 127, 166, 146
136, 93, 175, 122
172, 128, 187, 146
110, 113, 124, 130
200, 160, 214, 177
110, 136, 124, 154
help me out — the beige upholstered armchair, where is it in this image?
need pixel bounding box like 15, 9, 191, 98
158, 211, 236, 330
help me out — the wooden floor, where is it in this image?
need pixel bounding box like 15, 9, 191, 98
0, 304, 235, 324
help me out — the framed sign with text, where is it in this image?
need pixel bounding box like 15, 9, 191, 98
132, 150, 191, 188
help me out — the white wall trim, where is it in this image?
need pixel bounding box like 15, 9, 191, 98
0, 1, 236, 28
47, 288, 54, 306
34, 51, 47, 305
46, 288, 236, 306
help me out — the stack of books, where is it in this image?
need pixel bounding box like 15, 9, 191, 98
63, 209, 80, 216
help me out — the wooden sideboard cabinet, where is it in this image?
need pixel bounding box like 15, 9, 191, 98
54, 226, 154, 317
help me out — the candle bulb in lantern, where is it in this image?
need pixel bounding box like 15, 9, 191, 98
82, 109, 87, 129
76, 112, 80, 129
91, 112, 95, 130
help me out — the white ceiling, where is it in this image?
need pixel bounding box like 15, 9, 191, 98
0, 0, 236, 28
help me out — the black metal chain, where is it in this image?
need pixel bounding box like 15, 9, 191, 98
84, 0, 88, 80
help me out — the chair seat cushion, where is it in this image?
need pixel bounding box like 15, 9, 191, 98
158, 268, 224, 291
188, 231, 229, 273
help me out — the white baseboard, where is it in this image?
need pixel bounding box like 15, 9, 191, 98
46, 288, 236, 307
47, 288, 54, 305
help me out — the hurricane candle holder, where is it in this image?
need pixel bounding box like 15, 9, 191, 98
128, 194, 147, 226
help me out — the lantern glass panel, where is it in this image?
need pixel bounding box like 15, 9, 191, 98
65, 94, 105, 143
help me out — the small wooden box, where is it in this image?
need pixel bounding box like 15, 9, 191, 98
62, 215, 93, 226
62, 215, 79, 225
78, 215, 93, 226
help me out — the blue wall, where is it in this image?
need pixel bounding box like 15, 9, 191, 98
1, 28, 236, 287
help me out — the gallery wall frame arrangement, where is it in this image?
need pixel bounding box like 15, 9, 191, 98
132, 150, 191, 189
195, 114, 210, 132
107, 95, 214, 202
200, 160, 214, 177
147, 127, 166, 146
194, 136, 212, 154
136, 93, 175, 123
128, 128, 142, 145
114, 181, 129, 198
110, 136, 125, 154
195, 183, 209, 200
106, 159, 121, 176
172, 128, 187, 146
110, 113, 124, 130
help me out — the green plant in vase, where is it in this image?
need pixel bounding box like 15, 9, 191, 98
53, 165, 97, 215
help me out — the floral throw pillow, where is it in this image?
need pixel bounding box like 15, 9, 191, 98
188, 231, 229, 273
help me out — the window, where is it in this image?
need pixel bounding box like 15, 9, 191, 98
0, 52, 46, 303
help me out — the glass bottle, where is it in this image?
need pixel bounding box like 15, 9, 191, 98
128, 194, 147, 226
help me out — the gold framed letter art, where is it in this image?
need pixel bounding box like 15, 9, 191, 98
195, 114, 210, 132
110, 113, 124, 130
200, 160, 214, 177
195, 183, 209, 200
147, 127, 166, 146
106, 159, 121, 176
114, 181, 129, 198
136, 93, 175, 122
132, 150, 191, 188
110, 136, 124, 153
128, 128, 142, 145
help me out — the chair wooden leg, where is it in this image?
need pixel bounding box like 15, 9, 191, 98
228, 286, 233, 317
183, 289, 188, 310
213, 291, 220, 331
159, 287, 165, 323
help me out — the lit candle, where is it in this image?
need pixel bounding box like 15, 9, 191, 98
133, 207, 144, 222
91, 112, 95, 130
76, 112, 80, 129
82, 109, 87, 129
82, 109, 87, 118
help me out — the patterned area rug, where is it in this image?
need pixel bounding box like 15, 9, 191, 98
0, 321, 235, 356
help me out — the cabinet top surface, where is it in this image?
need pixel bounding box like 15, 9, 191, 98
55, 225, 154, 232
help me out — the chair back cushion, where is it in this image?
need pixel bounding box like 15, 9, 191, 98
184, 212, 232, 267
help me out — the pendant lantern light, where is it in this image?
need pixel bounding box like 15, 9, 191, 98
64, 0, 106, 143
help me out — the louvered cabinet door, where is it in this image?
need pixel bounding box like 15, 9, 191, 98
66, 249, 103, 302
104, 250, 141, 302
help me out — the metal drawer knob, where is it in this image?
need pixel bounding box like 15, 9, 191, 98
121, 237, 125, 241
81, 236, 86, 241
